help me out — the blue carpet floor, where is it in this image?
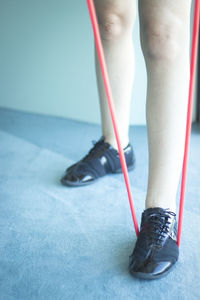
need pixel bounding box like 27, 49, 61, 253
0, 107, 200, 300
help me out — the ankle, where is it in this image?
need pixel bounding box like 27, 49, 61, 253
145, 198, 176, 214
103, 136, 129, 150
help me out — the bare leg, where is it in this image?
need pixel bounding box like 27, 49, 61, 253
61, 0, 136, 187
139, 0, 192, 212
94, 0, 136, 149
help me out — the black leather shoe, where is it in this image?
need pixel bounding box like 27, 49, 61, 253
61, 137, 135, 187
129, 207, 179, 280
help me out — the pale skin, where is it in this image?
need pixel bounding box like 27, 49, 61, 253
94, 0, 192, 213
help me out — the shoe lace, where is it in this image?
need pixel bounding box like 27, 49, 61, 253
82, 139, 108, 161
144, 210, 176, 248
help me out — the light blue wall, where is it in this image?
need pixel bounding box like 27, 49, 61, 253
4, 1, 197, 126
0, 0, 148, 125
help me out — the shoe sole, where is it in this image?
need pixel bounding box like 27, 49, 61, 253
129, 262, 176, 280
61, 162, 135, 187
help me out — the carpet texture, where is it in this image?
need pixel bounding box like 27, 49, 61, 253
0, 107, 200, 300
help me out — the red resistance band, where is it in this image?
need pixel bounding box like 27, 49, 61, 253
87, 0, 200, 245
177, 0, 200, 247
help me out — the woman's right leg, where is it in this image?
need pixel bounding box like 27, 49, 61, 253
61, 1, 136, 186
94, 0, 136, 149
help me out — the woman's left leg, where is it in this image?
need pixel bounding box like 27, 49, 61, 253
129, 0, 192, 280
139, 0, 192, 213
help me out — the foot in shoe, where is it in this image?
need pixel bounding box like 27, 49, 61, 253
61, 136, 136, 187
129, 207, 179, 280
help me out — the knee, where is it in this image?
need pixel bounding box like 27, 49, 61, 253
99, 13, 123, 41
141, 15, 184, 62
96, 10, 135, 41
